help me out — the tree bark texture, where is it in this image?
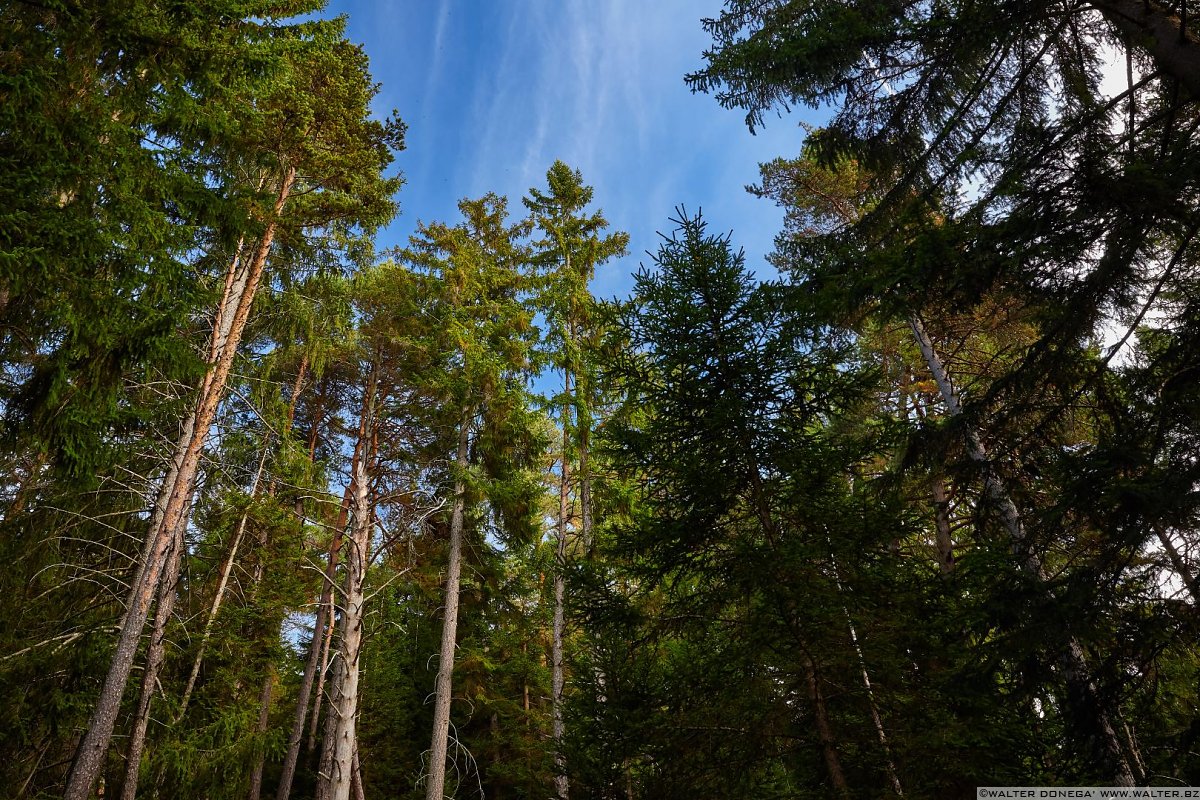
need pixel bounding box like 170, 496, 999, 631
351, 746, 365, 800
315, 654, 344, 800
119, 515, 187, 800
326, 443, 373, 800
317, 371, 376, 800
277, 484, 353, 800
309, 594, 338, 755
64, 165, 296, 800
425, 405, 471, 800
930, 478, 956, 575
802, 654, 850, 798
1093, 0, 1200, 99
248, 670, 274, 800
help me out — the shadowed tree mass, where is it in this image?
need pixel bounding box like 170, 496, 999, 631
1, 0, 1199, 796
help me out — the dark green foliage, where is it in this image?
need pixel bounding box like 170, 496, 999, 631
690, 0, 1200, 788
572, 211, 905, 797
0, 2, 404, 795
3, 2, 1200, 796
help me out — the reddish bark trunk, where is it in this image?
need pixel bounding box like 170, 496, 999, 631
64, 166, 296, 800
119, 516, 186, 800
803, 654, 850, 797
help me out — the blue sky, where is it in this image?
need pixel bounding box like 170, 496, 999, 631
325, 0, 827, 298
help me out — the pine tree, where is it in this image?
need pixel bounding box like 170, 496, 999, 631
524, 161, 628, 798
585, 210, 889, 797
386, 194, 544, 800
59, 15, 403, 798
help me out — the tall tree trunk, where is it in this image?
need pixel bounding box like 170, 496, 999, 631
551, 546, 568, 800
908, 316, 1028, 559
802, 654, 850, 798
286, 353, 309, 431
425, 405, 472, 800
523, 640, 530, 714
930, 478, 955, 575
314, 369, 376, 800
119, 508, 188, 800
177, 443, 271, 720
552, 373, 572, 800
914, 395, 956, 576
315, 654, 344, 800
307, 396, 346, 762
309, 599, 338, 756
907, 313, 1136, 787
325, 416, 375, 800
578, 387, 593, 554
351, 746, 365, 800
65, 165, 296, 800
829, 551, 903, 796
277, 486, 352, 800
1092, 0, 1200, 98
248, 670, 274, 800
1153, 522, 1200, 602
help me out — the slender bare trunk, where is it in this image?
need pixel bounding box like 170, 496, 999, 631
315, 372, 376, 800
326, 444, 373, 800
351, 746, 365, 800
247, 670, 274, 800
1153, 523, 1200, 602
552, 375, 572, 800
523, 641, 530, 714
803, 654, 850, 797
18, 735, 50, 798
425, 405, 471, 800
1122, 720, 1148, 783
908, 316, 1027, 556
578, 405, 592, 554
277, 599, 326, 800
309, 598, 337, 755
119, 513, 187, 800
551, 563, 568, 800
831, 560, 902, 795
912, 395, 956, 576
310, 443, 354, 768
279, 487, 352, 800
315, 654, 344, 800
908, 313, 1136, 787
286, 354, 309, 431
177, 445, 271, 720
931, 478, 955, 575
65, 166, 296, 800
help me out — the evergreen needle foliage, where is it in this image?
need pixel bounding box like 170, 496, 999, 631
1, 2, 1199, 797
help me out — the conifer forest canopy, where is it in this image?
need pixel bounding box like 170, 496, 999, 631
3, 1, 1200, 797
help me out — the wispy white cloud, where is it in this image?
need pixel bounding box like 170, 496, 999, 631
345, 0, 813, 292
424, 0, 451, 104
